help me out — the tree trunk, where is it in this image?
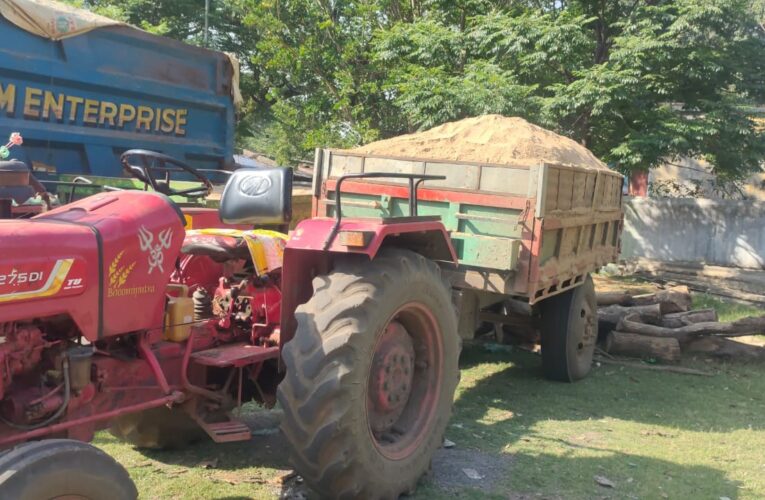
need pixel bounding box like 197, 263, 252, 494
617, 314, 765, 344
598, 303, 662, 334
632, 286, 692, 313
605, 331, 681, 363
596, 291, 634, 306
685, 336, 765, 362
660, 309, 718, 328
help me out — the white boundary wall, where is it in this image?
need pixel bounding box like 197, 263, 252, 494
621, 197, 765, 270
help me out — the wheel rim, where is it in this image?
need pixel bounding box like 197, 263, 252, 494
575, 298, 596, 357
366, 302, 443, 460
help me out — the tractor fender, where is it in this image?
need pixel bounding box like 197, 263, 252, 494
279, 218, 457, 352
286, 217, 457, 263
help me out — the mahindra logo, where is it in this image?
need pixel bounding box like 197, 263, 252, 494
238, 175, 272, 197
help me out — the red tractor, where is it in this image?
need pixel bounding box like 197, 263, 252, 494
0, 151, 460, 499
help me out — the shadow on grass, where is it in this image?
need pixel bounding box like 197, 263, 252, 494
132, 412, 291, 474
427, 343, 757, 498
458, 344, 764, 434
106, 343, 755, 499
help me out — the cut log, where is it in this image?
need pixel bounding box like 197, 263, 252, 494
685, 337, 765, 362
604, 331, 681, 363
660, 309, 718, 328
632, 286, 692, 313
617, 314, 765, 344
596, 291, 634, 307
598, 303, 662, 334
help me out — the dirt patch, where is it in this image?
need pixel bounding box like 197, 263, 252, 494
279, 446, 515, 498
428, 447, 514, 494
349, 115, 609, 170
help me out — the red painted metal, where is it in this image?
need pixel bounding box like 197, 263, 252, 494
180, 330, 226, 403
0, 324, 48, 400
0, 187, 295, 450
366, 302, 443, 461
193, 417, 251, 443
322, 179, 530, 211
288, 217, 457, 263
0, 393, 182, 447
0, 190, 185, 340
278, 247, 331, 352
138, 333, 171, 395
368, 321, 414, 429
0, 177, 457, 455
191, 343, 279, 368
171, 253, 225, 295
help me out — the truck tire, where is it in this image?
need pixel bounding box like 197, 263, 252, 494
278, 249, 460, 499
109, 406, 204, 449
0, 439, 137, 500
539, 274, 598, 382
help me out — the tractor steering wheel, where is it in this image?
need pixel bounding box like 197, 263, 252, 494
120, 150, 213, 199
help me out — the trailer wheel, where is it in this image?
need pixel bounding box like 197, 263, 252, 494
539, 274, 598, 382
109, 406, 204, 449
0, 439, 137, 499
278, 249, 460, 499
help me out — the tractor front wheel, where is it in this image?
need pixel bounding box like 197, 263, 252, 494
278, 249, 460, 499
0, 439, 137, 499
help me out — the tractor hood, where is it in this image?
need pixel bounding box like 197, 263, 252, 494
0, 191, 185, 340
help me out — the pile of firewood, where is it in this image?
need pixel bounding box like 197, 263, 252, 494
598, 286, 765, 363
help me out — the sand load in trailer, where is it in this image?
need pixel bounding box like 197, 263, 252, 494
312, 115, 625, 382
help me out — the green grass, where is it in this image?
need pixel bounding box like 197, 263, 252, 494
93, 293, 765, 499
426, 346, 765, 499
692, 294, 761, 322
93, 344, 765, 499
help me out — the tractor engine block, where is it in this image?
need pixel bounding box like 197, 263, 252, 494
211, 275, 281, 341
0, 324, 47, 400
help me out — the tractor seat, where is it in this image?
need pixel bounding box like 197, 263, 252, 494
181, 229, 287, 275
181, 232, 250, 263
181, 168, 292, 274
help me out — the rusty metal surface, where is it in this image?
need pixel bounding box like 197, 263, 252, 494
0, 17, 236, 178
190, 342, 279, 368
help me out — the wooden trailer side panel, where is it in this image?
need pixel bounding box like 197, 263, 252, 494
315, 150, 537, 273
313, 150, 624, 303
528, 163, 624, 303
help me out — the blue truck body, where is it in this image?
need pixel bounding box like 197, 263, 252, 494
0, 15, 236, 178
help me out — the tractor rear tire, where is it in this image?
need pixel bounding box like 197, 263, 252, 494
278, 249, 460, 499
539, 274, 598, 382
0, 439, 137, 499
109, 406, 204, 449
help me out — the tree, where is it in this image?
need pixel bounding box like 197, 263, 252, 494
374, 0, 765, 177
249, 0, 765, 174
240, 0, 410, 162
69, 0, 765, 176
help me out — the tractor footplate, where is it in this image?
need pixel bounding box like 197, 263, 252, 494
190, 342, 279, 368
194, 415, 252, 443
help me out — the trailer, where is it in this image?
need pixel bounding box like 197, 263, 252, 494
0, 2, 238, 179
312, 148, 624, 381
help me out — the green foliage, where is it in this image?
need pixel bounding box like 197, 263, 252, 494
69, 0, 765, 175
375, 1, 765, 176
